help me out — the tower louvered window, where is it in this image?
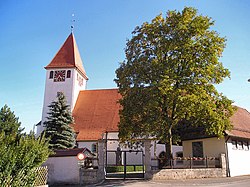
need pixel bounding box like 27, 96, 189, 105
49, 71, 54, 79
67, 70, 71, 78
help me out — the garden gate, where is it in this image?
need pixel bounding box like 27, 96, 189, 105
105, 149, 145, 179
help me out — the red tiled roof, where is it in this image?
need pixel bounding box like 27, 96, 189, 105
226, 107, 250, 139
45, 33, 88, 79
72, 89, 121, 141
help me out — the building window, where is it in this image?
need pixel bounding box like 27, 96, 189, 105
238, 141, 244, 150
67, 70, 71, 78
243, 141, 249, 151
192, 141, 203, 158
232, 140, 237, 149
49, 71, 54, 79
91, 143, 97, 153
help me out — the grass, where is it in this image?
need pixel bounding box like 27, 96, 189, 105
106, 165, 144, 173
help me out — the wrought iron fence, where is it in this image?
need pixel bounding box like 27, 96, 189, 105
158, 157, 220, 169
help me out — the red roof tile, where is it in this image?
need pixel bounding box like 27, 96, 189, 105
45, 33, 88, 79
226, 107, 250, 139
72, 89, 121, 141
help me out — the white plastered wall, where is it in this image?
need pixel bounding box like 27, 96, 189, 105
226, 137, 250, 177
44, 156, 79, 185
37, 68, 86, 135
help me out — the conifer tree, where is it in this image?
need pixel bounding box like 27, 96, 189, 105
0, 104, 23, 135
0, 105, 50, 186
43, 92, 76, 150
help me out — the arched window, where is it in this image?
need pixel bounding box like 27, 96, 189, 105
67, 70, 71, 78
91, 143, 97, 153
49, 71, 54, 79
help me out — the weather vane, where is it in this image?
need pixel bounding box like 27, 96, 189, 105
71, 13, 76, 32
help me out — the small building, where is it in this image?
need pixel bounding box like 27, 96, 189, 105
182, 107, 250, 177
45, 148, 94, 185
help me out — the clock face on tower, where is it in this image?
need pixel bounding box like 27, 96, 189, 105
54, 70, 66, 82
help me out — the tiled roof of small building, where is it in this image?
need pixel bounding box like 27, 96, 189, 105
45, 33, 88, 79
72, 89, 121, 141
50, 148, 91, 157
226, 107, 250, 139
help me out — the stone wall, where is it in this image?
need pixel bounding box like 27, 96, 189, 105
152, 168, 226, 180
79, 169, 102, 185
150, 153, 227, 180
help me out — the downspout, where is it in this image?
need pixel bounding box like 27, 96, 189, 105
105, 131, 108, 174
225, 135, 231, 177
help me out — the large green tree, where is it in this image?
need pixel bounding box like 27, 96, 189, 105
43, 92, 76, 150
0, 105, 50, 186
115, 7, 235, 165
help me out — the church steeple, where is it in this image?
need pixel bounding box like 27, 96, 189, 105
45, 33, 88, 80
37, 33, 88, 135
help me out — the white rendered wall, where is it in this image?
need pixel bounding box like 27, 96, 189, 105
72, 70, 87, 111
44, 156, 79, 185
37, 68, 86, 135
227, 138, 250, 177
77, 141, 96, 152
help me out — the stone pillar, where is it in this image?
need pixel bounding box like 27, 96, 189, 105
97, 140, 106, 181
220, 153, 227, 177
144, 140, 152, 179
220, 153, 226, 169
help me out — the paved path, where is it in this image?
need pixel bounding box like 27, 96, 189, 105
97, 175, 250, 187
52, 175, 250, 187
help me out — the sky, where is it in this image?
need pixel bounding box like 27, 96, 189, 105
0, 0, 250, 132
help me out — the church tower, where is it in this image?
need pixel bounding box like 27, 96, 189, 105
37, 33, 88, 134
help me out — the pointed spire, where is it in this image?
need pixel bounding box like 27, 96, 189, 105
45, 33, 88, 80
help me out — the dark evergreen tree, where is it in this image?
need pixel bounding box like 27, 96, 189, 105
43, 92, 76, 150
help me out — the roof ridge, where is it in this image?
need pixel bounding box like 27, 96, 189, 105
80, 88, 119, 92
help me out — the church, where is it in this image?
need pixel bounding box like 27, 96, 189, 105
36, 33, 250, 185
36, 32, 180, 159
37, 33, 181, 184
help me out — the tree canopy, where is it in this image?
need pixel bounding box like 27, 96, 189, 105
115, 7, 235, 163
43, 92, 76, 150
0, 105, 50, 186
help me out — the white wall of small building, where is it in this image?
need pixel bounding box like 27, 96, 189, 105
182, 136, 250, 177
182, 137, 226, 158
226, 137, 250, 177
44, 156, 79, 185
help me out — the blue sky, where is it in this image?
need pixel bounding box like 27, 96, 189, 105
0, 0, 250, 132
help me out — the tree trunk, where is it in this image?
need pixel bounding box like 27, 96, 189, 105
164, 128, 173, 167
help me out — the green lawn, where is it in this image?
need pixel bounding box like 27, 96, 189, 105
106, 165, 144, 173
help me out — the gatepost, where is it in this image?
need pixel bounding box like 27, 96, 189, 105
97, 139, 106, 180
144, 140, 152, 179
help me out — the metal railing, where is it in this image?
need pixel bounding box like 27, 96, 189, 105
157, 157, 220, 169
